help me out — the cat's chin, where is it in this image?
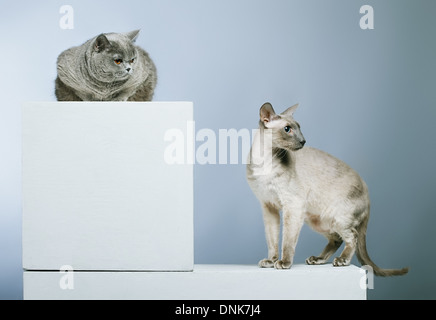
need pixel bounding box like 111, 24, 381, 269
275, 146, 304, 152
114, 71, 130, 79
290, 145, 304, 152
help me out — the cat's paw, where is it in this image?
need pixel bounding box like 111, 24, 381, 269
305, 256, 326, 265
258, 259, 276, 268
333, 257, 351, 267
274, 260, 292, 270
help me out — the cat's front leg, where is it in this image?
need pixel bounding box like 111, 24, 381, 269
111, 95, 129, 102
258, 202, 280, 268
110, 89, 131, 101
275, 206, 304, 270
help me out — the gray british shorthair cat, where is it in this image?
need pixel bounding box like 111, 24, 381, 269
55, 30, 157, 101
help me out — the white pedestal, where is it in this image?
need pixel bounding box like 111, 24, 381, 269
22, 102, 193, 271
23, 264, 366, 300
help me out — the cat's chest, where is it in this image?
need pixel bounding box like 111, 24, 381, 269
83, 83, 135, 101
249, 171, 294, 207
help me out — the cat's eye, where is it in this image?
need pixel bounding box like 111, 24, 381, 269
284, 126, 292, 133
130, 58, 135, 63
114, 59, 123, 65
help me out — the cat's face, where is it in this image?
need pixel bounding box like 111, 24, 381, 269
260, 103, 306, 151
90, 31, 139, 82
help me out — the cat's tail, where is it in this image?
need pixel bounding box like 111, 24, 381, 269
356, 216, 409, 277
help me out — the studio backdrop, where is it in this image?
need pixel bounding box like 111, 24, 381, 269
1, 0, 435, 299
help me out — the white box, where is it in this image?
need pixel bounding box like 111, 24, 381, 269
22, 102, 193, 271
23, 264, 366, 300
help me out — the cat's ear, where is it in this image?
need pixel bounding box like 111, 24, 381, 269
260, 102, 276, 124
125, 30, 140, 42
94, 34, 110, 52
281, 103, 299, 117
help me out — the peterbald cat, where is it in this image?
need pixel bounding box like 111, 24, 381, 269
246, 102, 408, 276
55, 30, 157, 101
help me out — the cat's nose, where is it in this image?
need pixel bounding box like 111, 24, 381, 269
126, 67, 131, 72
301, 140, 306, 146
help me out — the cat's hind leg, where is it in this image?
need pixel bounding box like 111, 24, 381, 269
306, 233, 342, 265
332, 228, 358, 267
55, 77, 83, 101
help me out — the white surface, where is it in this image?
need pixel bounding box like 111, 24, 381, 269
22, 102, 193, 271
23, 264, 366, 300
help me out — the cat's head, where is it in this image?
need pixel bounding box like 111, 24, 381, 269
259, 102, 306, 151
90, 30, 140, 82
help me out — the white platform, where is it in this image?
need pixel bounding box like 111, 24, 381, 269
22, 102, 193, 271
23, 264, 366, 300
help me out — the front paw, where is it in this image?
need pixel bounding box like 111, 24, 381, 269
274, 260, 292, 269
258, 258, 276, 268
305, 256, 327, 265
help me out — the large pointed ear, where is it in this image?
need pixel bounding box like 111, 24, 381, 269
94, 34, 110, 52
125, 29, 140, 42
281, 103, 299, 117
259, 102, 276, 124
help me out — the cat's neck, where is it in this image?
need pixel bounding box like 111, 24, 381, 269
248, 124, 296, 176
272, 147, 294, 168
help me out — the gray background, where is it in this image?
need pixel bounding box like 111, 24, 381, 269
1, 0, 435, 299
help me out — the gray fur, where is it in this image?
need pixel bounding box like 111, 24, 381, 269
55, 30, 157, 101
247, 102, 409, 276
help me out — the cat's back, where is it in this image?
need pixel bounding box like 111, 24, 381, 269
57, 45, 75, 68
296, 146, 346, 168
56, 40, 90, 82
124, 46, 156, 101
136, 45, 157, 79
57, 38, 90, 65
295, 146, 364, 185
